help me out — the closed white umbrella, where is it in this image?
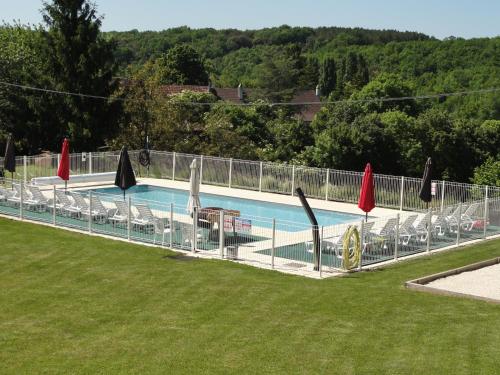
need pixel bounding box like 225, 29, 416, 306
187, 158, 201, 214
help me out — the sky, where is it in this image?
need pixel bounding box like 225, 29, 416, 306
2, 0, 499, 39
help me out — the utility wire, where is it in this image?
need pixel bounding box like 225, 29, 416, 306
0, 80, 498, 107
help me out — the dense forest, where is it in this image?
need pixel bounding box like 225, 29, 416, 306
0, 1, 499, 185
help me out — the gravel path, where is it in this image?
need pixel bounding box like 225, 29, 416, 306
427, 263, 500, 301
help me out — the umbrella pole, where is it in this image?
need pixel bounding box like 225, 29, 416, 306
365, 212, 368, 222
123, 190, 125, 201
11, 172, 14, 190
65, 180, 67, 192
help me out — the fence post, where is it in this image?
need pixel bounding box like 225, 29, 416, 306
23, 156, 27, 183
483, 187, 489, 239
394, 213, 400, 260
88, 191, 92, 233
399, 176, 404, 211
456, 202, 462, 246
19, 181, 24, 220
52, 186, 57, 226
172, 152, 176, 181
325, 169, 330, 201
440, 180, 445, 213
271, 218, 276, 269
426, 207, 432, 252
259, 161, 263, 192
127, 197, 131, 241
228, 158, 233, 188
358, 220, 364, 271
88, 152, 93, 175
219, 211, 225, 258
291, 165, 295, 196
170, 203, 174, 248
192, 207, 197, 253
319, 226, 323, 278
199, 155, 204, 185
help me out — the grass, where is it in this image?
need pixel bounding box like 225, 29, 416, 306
1, 217, 500, 374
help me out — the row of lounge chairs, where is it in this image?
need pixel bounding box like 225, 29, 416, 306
0, 185, 176, 245
310, 202, 486, 258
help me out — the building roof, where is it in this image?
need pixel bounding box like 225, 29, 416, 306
291, 90, 323, 122
159, 84, 322, 122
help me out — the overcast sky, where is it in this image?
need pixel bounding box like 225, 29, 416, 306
3, 0, 499, 39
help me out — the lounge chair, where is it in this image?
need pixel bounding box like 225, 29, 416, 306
80, 195, 109, 224
109, 200, 131, 227
447, 204, 474, 233
414, 211, 432, 243
153, 216, 172, 245
52, 190, 80, 216
431, 206, 454, 236
132, 204, 164, 234
25, 185, 48, 212
398, 215, 418, 245
461, 202, 482, 224
179, 222, 202, 249
7, 184, 31, 207
0, 186, 13, 202
69, 192, 88, 216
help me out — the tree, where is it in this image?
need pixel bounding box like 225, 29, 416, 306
262, 109, 313, 162
42, 0, 119, 151
472, 158, 500, 186
154, 44, 208, 85
318, 57, 337, 98
413, 109, 475, 181
0, 24, 56, 154
149, 91, 216, 153
352, 73, 418, 115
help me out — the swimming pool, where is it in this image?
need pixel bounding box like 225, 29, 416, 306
90, 185, 362, 229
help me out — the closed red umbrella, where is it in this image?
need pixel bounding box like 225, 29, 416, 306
358, 163, 375, 221
57, 138, 70, 190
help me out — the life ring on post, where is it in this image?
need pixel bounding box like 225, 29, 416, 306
342, 225, 362, 271
138, 149, 150, 167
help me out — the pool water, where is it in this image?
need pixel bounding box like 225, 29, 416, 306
91, 185, 362, 229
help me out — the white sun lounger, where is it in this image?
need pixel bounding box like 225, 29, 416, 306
109, 200, 131, 227
52, 190, 80, 216
447, 204, 474, 233
25, 185, 49, 212
7, 184, 31, 207
398, 215, 418, 245
0, 186, 14, 202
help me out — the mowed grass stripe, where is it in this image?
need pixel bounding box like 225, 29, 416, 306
1, 217, 500, 374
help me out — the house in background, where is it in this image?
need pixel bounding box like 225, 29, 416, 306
159, 83, 323, 123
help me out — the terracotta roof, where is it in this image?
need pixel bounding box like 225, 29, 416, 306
212, 88, 243, 103
158, 85, 322, 122
291, 90, 322, 122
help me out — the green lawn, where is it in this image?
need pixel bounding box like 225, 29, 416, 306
1, 217, 500, 374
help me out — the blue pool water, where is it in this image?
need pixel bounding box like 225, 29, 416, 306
91, 185, 362, 229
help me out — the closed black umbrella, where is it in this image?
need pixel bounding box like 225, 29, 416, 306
115, 146, 137, 199
418, 157, 433, 207
4, 134, 16, 182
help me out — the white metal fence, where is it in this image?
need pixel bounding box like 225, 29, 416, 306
1, 149, 499, 212
1, 178, 500, 277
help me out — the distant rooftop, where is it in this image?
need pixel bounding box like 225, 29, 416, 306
159, 83, 322, 122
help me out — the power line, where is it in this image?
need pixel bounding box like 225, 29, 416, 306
0, 80, 498, 107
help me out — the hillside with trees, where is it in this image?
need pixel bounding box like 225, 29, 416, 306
0, 2, 499, 185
